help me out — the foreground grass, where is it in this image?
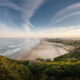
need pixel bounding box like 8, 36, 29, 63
0, 54, 80, 80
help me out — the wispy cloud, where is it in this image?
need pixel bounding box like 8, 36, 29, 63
32, 25, 80, 38
0, 0, 46, 37
0, 23, 27, 38
1, 24, 79, 38
50, 2, 80, 24
0, 0, 46, 19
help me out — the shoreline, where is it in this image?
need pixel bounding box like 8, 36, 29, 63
10, 40, 71, 60
8, 40, 41, 60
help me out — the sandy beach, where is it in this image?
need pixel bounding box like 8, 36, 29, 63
9, 40, 72, 60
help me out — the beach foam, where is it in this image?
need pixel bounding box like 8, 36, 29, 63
0, 38, 40, 56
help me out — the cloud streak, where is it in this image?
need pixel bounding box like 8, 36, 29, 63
0, 0, 46, 37
51, 2, 80, 24
0, 0, 46, 19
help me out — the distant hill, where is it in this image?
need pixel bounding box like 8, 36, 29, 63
47, 39, 80, 46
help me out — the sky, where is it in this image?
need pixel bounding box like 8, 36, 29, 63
0, 0, 80, 38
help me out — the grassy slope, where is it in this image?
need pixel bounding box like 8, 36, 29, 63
0, 56, 31, 80
0, 54, 80, 80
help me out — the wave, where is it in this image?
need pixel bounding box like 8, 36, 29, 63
0, 38, 40, 56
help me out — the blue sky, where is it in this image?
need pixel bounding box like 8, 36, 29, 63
31, 0, 80, 27
0, 0, 80, 38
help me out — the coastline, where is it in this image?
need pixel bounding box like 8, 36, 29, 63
8, 39, 41, 60
10, 40, 71, 60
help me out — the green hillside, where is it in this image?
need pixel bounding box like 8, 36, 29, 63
0, 53, 80, 80
0, 56, 31, 80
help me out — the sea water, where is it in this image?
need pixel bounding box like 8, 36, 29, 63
0, 38, 40, 56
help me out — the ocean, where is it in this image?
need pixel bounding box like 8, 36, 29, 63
0, 38, 40, 57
